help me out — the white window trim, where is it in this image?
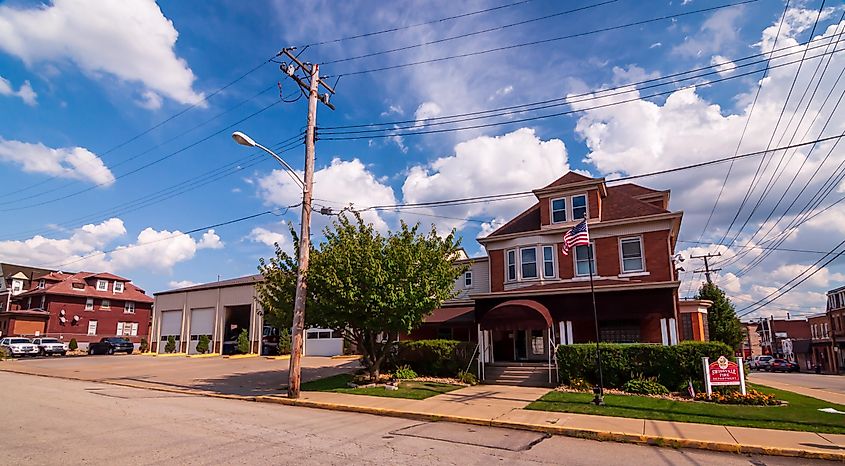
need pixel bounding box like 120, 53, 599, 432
464, 271, 472, 288
85, 298, 94, 311
619, 236, 646, 273
618, 271, 650, 278
113, 282, 124, 293
38, 279, 45, 289
573, 242, 597, 277
100, 299, 110, 310
87, 320, 98, 336
519, 246, 539, 280
571, 194, 589, 221
542, 245, 556, 279
550, 197, 568, 224
506, 249, 517, 282
124, 301, 135, 314
96, 280, 109, 291
11, 279, 23, 292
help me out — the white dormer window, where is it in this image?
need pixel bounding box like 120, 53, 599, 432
572, 194, 587, 220
38, 279, 45, 289
113, 282, 124, 293
464, 271, 472, 288
11, 279, 23, 293
551, 198, 567, 223
96, 280, 108, 291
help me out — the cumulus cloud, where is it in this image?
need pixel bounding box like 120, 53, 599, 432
710, 55, 737, 77
414, 101, 442, 126
402, 128, 570, 232
256, 158, 397, 233
673, 7, 746, 57
0, 137, 114, 185
0, 0, 204, 107
197, 229, 224, 249
0, 75, 36, 105
248, 226, 290, 248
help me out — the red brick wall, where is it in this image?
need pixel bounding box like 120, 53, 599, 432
489, 249, 504, 292
558, 242, 574, 279
588, 190, 600, 220
594, 237, 620, 277
43, 295, 151, 344
539, 198, 550, 226
643, 230, 672, 282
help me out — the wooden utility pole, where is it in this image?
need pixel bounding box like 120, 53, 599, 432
691, 252, 722, 285
278, 48, 335, 398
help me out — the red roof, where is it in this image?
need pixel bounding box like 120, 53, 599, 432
17, 271, 152, 303
541, 171, 595, 189
601, 186, 668, 221
424, 306, 474, 324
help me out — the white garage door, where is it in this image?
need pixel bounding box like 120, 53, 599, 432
304, 328, 343, 357
189, 308, 215, 354
159, 310, 183, 353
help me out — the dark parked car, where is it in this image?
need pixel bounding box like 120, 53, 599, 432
768, 358, 799, 372
88, 337, 134, 355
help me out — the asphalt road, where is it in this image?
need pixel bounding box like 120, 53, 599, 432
0, 372, 829, 466
750, 371, 845, 395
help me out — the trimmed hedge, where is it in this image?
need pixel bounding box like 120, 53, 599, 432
393, 339, 475, 377
556, 341, 733, 391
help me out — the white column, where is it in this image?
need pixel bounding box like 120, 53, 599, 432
559, 321, 566, 345
669, 318, 678, 345
566, 321, 573, 345
660, 318, 669, 346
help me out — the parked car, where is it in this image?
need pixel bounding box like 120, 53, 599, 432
750, 355, 774, 371
87, 337, 134, 355
0, 337, 39, 357
768, 358, 800, 372
32, 337, 68, 356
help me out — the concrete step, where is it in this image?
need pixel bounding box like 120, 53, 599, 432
482, 363, 555, 387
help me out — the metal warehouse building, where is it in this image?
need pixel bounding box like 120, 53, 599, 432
151, 275, 343, 357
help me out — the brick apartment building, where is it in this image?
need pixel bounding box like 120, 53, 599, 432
822, 286, 845, 373
410, 172, 706, 383
1, 270, 153, 349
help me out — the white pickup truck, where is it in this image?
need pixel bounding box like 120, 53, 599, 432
0, 337, 39, 357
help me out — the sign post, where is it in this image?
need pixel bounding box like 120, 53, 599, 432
703, 356, 746, 399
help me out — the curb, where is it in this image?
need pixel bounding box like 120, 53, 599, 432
223, 353, 258, 359
1, 366, 842, 462
187, 353, 220, 358
153, 353, 187, 357
265, 355, 291, 360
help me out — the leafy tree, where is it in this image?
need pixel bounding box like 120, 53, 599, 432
165, 335, 176, 354
196, 335, 210, 354
69, 338, 78, 351
258, 212, 465, 380
237, 328, 250, 354
697, 282, 743, 350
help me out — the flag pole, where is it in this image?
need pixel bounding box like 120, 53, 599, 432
585, 218, 604, 406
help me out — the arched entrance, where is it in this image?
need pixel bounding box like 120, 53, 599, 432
480, 299, 553, 362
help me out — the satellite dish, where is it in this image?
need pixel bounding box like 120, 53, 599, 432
59, 316, 67, 324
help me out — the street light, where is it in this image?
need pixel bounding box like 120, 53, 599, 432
232, 130, 310, 399
232, 131, 304, 189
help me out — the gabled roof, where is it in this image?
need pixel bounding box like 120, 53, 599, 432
77, 271, 131, 282
541, 171, 594, 189
601, 187, 669, 221
15, 271, 153, 303
1, 263, 57, 281
481, 204, 540, 238
10, 272, 29, 280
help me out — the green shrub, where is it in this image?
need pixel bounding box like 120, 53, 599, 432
237, 329, 250, 354
394, 365, 418, 380
456, 370, 478, 385
622, 378, 669, 395
165, 335, 176, 354
69, 338, 78, 351
278, 328, 292, 355
392, 340, 474, 377
139, 338, 149, 353
556, 341, 733, 390
695, 388, 779, 405
196, 335, 210, 354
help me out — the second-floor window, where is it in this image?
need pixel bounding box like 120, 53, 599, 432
464, 272, 472, 288
521, 248, 538, 279
101, 299, 110, 310
85, 298, 94, 311
572, 194, 587, 220
620, 237, 645, 273
506, 250, 517, 281
574, 243, 596, 277
542, 245, 555, 278
96, 280, 108, 291
124, 301, 135, 314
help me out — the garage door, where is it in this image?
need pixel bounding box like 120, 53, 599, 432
159, 310, 183, 353
304, 328, 343, 357
188, 308, 215, 355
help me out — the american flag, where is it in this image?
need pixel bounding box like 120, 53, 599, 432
561, 219, 590, 256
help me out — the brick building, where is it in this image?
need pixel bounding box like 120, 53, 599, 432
824, 286, 845, 373
3, 271, 153, 350
809, 313, 835, 373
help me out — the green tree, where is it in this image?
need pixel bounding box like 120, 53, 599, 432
697, 282, 743, 350
69, 338, 78, 351
237, 328, 250, 354
165, 335, 176, 354
258, 212, 465, 380
196, 335, 210, 354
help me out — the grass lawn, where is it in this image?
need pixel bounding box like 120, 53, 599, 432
301, 373, 462, 400
527, 384, 845, 434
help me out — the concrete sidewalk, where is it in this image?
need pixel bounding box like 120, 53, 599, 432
753, 377, 845, 405
258, 385, 845, 461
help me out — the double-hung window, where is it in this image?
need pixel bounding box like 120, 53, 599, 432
114, 282, 124, 293
506, 250, 517, 281
574, 243, 596, 277
85, 298, 94, 311
520, 248, 538, 279
542, 245, 555, 278
101, 299, 110, 310
464, 271, 472, 288
620, 237, 645, 273
551, 198, 567, 223
124, 301, 135, 314
87, 320, 98, 336
96, 280, 108, 291
572, 194, 587, 220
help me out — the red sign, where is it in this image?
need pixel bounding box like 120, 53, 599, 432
708, 356, 741, 386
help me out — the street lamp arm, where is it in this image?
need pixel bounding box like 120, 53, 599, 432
254, 142, 306, 191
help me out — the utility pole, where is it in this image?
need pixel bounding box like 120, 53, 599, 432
690, 252, 722, 285
277, 47, 335, 399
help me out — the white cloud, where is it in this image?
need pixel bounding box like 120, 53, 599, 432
489, 85, 514, 101
0, 75, 36, 105
109, 227, 219, 272
168, 280, 197, 288
0, 0, 204, 107
710, 55, 737, 77
649, 42, 663, 49
197, 229, 224, 249
402, 128, 570, 232
0, 137, 114, 185
380, 104, 404, 117
414, 101, 442, 125
256, 158, 397, 233
248, 226, 290, 248
673, 7, 746, 57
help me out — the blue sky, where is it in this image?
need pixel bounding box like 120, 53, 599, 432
1, 0, 844, 319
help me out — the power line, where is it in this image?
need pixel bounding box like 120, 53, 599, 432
677, 240, 833, 255
327, 0, 758, 78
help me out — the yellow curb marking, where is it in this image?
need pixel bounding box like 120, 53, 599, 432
186, 353, 220, 358
223, 353, 258, 359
